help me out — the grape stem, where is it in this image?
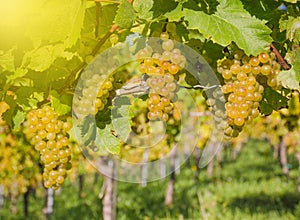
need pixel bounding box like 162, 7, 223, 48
116, 80, 149, 96
270, 43, 290, 70
87, 0, 121, 4
179, 85, 221, 90
116, 78, 220, 96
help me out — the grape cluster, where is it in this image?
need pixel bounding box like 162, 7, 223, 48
23, 106, 72, 189
146, 74, 178, 121
73, 74, 114, 116
215, 50, 282, 139
137, 33, 186, 121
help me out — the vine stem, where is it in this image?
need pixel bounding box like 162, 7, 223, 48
87, 0, 121, 4
115, 77, 220, 96
270, 43, 290, 70
179, 85, 221, 90
61, 0, 134, 92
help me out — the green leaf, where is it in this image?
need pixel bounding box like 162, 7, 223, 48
277, 68, 300, 90
2, 95, 17, 128
6, 68, 28, 84
188, 30, 205, 41
183, 0, 272, 55
0, 48, 15, 72
98, 125, 121, 155
283, 0, 298, 3
133, 0, 153, 20
112, 96, 132, 142
115, 0, 136, 29
24, 44, 73, 72
50, 90, 72, 116
260, 87, 289, 115
27, 0, 86, 48
25, 46, 56, 72
164, 3, 184, 22
15, 87, 36, 108
151, 0, 178, 18
98, 4, 119, 36
13, 110, 26, 130
280, 16, 300, 43
259, 100, 273, 116
78, 115, 97, 147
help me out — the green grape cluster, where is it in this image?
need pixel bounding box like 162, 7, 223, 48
23, 106, 72, 189
74, 71, 129, 119
215, 50, 282, 139
137, 32, 186, 121
73, 74, 113, 116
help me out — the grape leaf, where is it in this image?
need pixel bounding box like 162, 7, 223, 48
98, 125, 121, 155
13, 110, 26, 130
151, 0, 178, 18
15, 87, 36, 109
283, 0, 298, 3
0, 48, 15, 72
259, 101, 273, 115
6, 68, 28, 84
27, 0, 86, 48
260, 87, 288, 115
0, 101, 10, 124
25, 46, 56, 72
2, 95, 17, 128
98, 4, 119, 37
280, 16, 300, 43
164, 2, 184, 22
183, 0, 272, 55
112, 96, 132, 142
133, 0, 153, 20
115, 0, 136, 29
23, 44, 76, 72
277, 68, 300, 90
242, 0, 282, 22
78, 115, 97, 147
50, 90, 72, 116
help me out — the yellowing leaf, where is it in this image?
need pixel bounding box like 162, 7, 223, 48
277, 68, 300, 90
0, 101, 10, 124
0, 48, 15, 72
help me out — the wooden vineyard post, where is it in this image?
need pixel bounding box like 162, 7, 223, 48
43, 188, 54, 220
164, 146, 177, 206
102, 159, 117, 220
279, 137, 289, 176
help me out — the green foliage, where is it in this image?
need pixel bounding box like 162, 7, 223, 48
278, 48, 300, 90
115, 0, 136, 29
112, 96, 132, 142
26, 0, 86, 48
278, 68, 300, 90
133, 0, 154, 20
151, 0, 177, 18
98, 4, 119, 36
50, 90, 72, 116
280, 16, 300, 43
1, 0, 300, 192
0, 48, 15, 72
260, 87, 289, 115
1, 139, 300, 219
183, 0, 272, 55
98, 125, 121, 155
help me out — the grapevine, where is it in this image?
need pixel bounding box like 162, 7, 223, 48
0, 0, 300, 218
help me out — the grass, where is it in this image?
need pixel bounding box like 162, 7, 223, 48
1, 139, 300, 219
